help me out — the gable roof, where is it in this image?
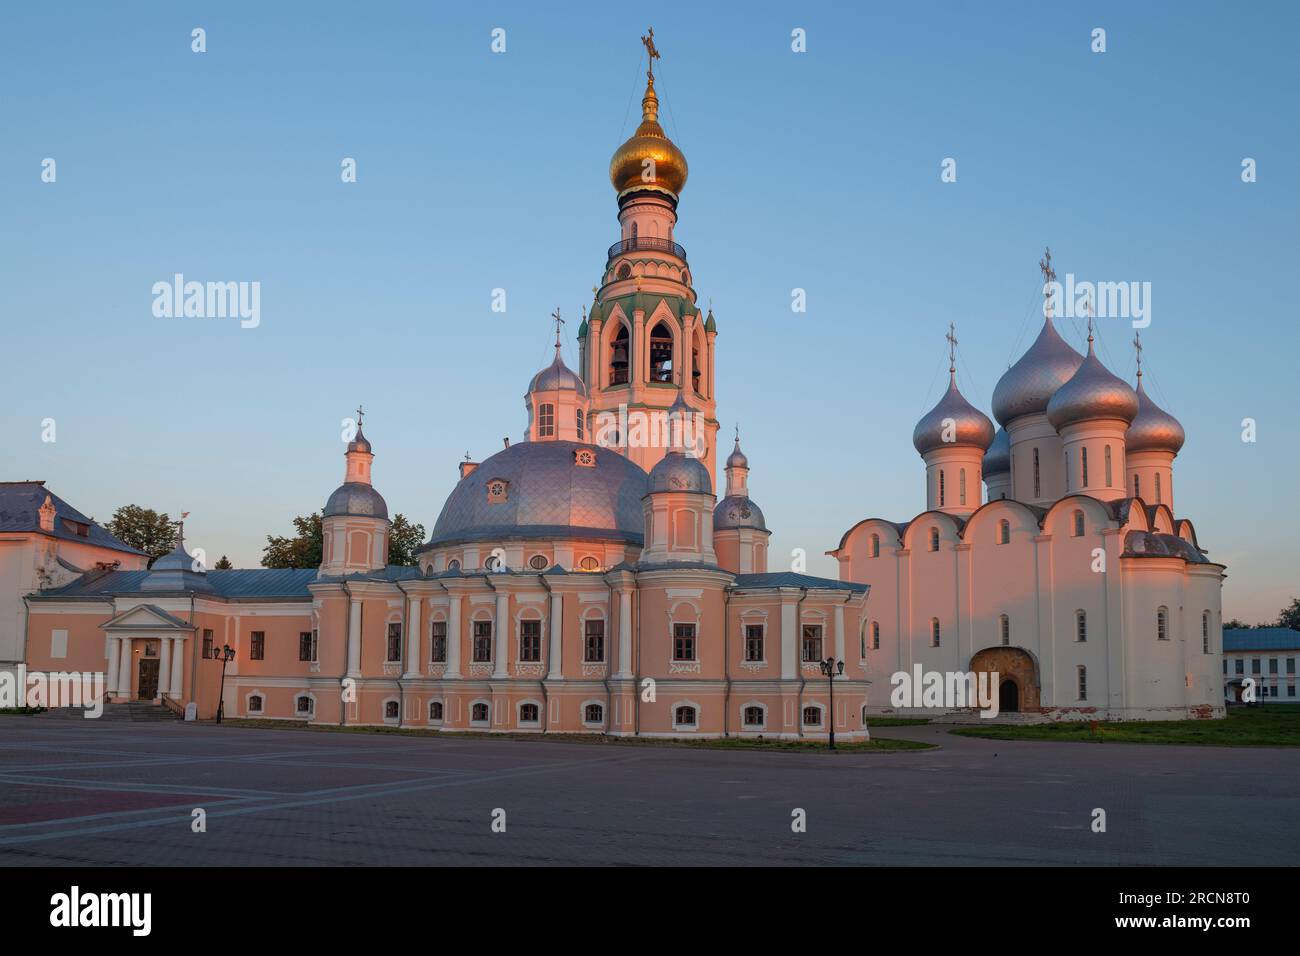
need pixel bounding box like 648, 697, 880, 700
0, 481, 147, 557
101, 604, 197, 631
31, 567, 320, 601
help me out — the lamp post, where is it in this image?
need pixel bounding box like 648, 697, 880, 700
215, 643, 235, 724
820, 656, 845, 749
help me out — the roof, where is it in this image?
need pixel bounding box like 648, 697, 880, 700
30, 568, 321, 601
1223, 628, 1300, 652
0, 481, 147, 557
732, 572, 868, 593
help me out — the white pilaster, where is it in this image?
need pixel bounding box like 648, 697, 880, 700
616, 589, 633, 678
548, 590, 564, 680
404, 596, 422, 678
117, 638, 132, 697
105, 637, 120, 699
347, 599, 362, 676
169, 638, 184, 697
834, 603, 845, 672
446, 594, 462, 678
157, 638, 171, 700
780, 596, 798, 680
493, 589, 510, 678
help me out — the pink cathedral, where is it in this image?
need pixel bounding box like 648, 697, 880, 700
17, 39, 1223, 727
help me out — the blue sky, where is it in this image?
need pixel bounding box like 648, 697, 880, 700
2, 1, 1296, 621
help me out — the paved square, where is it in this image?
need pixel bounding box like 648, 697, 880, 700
0, 718, 1295, 866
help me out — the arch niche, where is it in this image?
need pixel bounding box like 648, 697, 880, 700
969, 646, 1040, 713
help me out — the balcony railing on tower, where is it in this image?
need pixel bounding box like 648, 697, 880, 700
607, 237, 687, 261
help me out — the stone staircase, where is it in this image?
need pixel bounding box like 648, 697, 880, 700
926, 709, 1049, 725
37, 701, 179, 722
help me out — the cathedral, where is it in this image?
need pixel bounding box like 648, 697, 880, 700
16, 34, 1223, 728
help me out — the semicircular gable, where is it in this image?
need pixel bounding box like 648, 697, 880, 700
1176, 518, 1200, 548
900, 510, 964, 550
1145, 503, 1176, 534
1042, 494, 1116, 535
833, 517, 904, 555
960, 498, 1047, 541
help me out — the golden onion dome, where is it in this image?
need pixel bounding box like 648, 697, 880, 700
609, 75, 688, 199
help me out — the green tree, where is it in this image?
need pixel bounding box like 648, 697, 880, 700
1223, 619, 1252, 631
1278, 598, 1300, 631
388, 514, 426, 567
261, 513, 323, 569
214, 555, 234, 570
105, 505, 175, 562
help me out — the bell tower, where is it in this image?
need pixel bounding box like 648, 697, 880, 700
580, 28, 719, 485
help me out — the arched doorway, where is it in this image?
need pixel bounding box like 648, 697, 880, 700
969, 646, 1041, 713
999, 679, 1019, 713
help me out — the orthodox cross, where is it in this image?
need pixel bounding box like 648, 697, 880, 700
552, 307, 564, 349
945, 322, 958, 373
1039, 247, 1056, 317
1084, 290, 1095, 343
1133, 331, 1143, 379
642, 27, 660, 79
355, 404, 365, 428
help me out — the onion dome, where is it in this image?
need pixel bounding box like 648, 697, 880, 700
348, 424, 372, 454
714, 495, 766, 532
1045, 334, 1139, 430
912, 372, 995, 456
323, 483, 388, 519
649, 452, 711, 494
528, 347, 586, 395
1127, 374, 1185, 454
143, 524, 215, 592
726, 435, 748, 469
991, 317, 1085, 426
983, 426, 1011, 476
609, 73, 688, 199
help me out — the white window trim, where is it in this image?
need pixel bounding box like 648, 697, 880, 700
671, 699, 701, 732
244, 689, 266, 715
739, 700, 767, 730
428, 696, 446, 724
801, 701, 827, 729
516, 698, 543, 727
295, 692, 316, 717
580, 698, 606, 729
382, 696, 401, 725
469, 698, 492, 727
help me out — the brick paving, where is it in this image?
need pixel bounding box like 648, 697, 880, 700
0, 718, 1294, 866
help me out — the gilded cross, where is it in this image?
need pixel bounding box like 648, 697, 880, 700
642, 27, 660, 79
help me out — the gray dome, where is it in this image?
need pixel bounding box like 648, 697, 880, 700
1127, 376, 1185, 454
529, 350, 586, 395
427, 440, 646, 548
150, 541, 204, 574
912, 373, 995, 456
714, 495, 767, 532
648, 452, 712, 494
992, 318, 1084, 426
324, 482, 389, 520
1045, 342, 1139, 430
348, 425, 372, 454
983, 426, 1011, 476
726, 438, 748, 469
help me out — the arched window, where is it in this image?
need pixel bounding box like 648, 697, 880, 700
519, 702, 539, 724
673, 705, 697, 728
929, 527, 940, 552
930, 618, 941, 647
1072, 510, 1085, 537
430, 620, 447, 662
538, 403, 555, 437
429, 700, 444, 721
1202, 611, 1211, 654
871, 621, 880, 650
938, 469, 945, 507
1156, 606, 1169, 641
584, 703, 604, 724
1032, 447, 1041, 498
998, 519, 1010, 545
1081, 447, 1089, 488
870, 533, 880, 557
609, 324, 630, 386
802, 706, 822, 727
1077, 665, 1088, 701
385, 700, 399, 719
447, 558, 461, 571
959, 468, 967, 506
743, 705, 765, 727
296, 695, 314, 715
999, 614, 1010, 646
630, 221, 638, 242
1076, 609, 1087, 643
472, 702, 490, 722
649, 320, 674, 383
576, 408, 584, 440
1104, 444, 1113, 487
691, 329, 703, 395
1155, 472, 1163, 504
247, 694, 263, 713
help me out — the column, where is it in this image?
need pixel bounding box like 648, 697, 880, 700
614, 588, 633, 679
493, 589, 510, 678
404, 595, 422, 678
347, 598, 362, 676
547, 590, 564, 680
157, 638, 171, 700
117, 638, 132, 697
105, 637, 120, 700
834, 602, 846, 672
169, 638, 184, 697
446, 593, 462, 678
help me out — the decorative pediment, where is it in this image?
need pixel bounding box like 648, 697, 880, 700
100, 604, 196, 632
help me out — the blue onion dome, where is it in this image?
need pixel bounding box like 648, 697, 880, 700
992, 317, 1085, 426
1045, 337, 1139, 430
324, 483, 388, 519
348, 424, 372, 454
713, 495, 766, 531
912, 372, 995, 456
983, 426, 1011, 476
529, 348, 586, 395
648, 452, 712, 494
1127, 374, 1185, 454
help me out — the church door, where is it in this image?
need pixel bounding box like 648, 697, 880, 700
138, 660, 159, 700
999, 679, 1019, 714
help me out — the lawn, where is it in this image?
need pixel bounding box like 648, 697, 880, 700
950, 704, 1300, 747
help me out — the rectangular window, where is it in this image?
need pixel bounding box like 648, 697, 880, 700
744, 624, 764, 662
473, 621, 493, 662
1268, 658, 1278, 674
50, 629, 68, 659
801, 624, 823, 662
959, 468, 967, 506
1081, 447, 1089, 488
1235, 659, 1244, 675
430, 621, 447, 662
1032, 447, 1041, 498
386, 622, 403, 662
1077, 666, 1088, 701
248, 631, 265, 660
202, 629, 214, 659
938, 469, 945, 507
538, 403, 555, 437
1252, 658, 1261, 673
871, 622, 880, 650
673, 623, 696, 661
519, 619, 541, 662
576, 409, 584, 440
1104, 445, 1113, 487
298, 631, 316, 662
1288, 658, 1296, 675
584, 619, 605, 662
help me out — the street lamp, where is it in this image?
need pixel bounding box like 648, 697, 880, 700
820, 656, 845, 749
215, 643, 235, 724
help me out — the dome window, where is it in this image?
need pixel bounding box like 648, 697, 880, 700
528, 554, 548, 570
578, 556, 600, 572
486, 479, 509, 504
574, 448, 596, 468
447, 558, 461, 571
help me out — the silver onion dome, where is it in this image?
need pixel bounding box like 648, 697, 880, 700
347, 425, 372, 454
713, 495, 767, 532
1045, 339, 1139, 430
983, 426, 1011, 476
528, 348, 587, 395
648, 452, 712, 494
991, 317, 1085, 426
912, 373, 995, 456
323, 482, 389, 520
1127, 375, 1185, 454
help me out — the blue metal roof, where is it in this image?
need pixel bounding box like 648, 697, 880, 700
732, 572, 868, 593
0, 481, 146, 557
1223, 628, 1300, 652
32, 568, 320, 600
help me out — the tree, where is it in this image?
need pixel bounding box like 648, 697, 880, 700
105, 505, 175, 562
214, 555, 233, 570
1223, 619, 1252, 631
261, 513, 323, 569
1278, 598, 1300, 632
388, 514, 427, 567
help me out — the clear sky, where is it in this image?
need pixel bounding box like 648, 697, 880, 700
2, 1, 1296, 622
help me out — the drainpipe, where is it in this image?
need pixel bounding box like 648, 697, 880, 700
632, 577, 641, 737
602, 575, 615, 737
723, 587, 732, 737
394, 582, 407, 730
340, 581, 353, 726
794, 587, 808, 738
189, 595, 197, 715
537, 573, 551, 733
